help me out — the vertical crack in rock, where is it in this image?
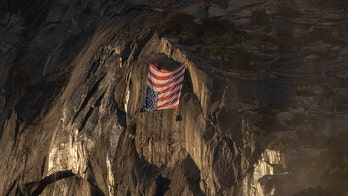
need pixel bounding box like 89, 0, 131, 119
154, 175, 170, 196
78, 88, 107, 132
5, 178, 18, 196
86, 60, 101, 82
73, 72, 107, 123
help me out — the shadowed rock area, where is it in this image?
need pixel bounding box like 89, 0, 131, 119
1, 0, 348, 195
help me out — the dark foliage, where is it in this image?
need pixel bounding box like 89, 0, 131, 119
157, 12, 241, 46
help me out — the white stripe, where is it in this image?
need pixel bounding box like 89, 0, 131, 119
148, 76, 184, 92
158, 103, 179, 110
148, 68, 185, 85
157, 84, 183, 99
157, 92, 181, 106
149, 64, 185, 77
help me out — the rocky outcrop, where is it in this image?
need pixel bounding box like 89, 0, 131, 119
1, 0, 348, 195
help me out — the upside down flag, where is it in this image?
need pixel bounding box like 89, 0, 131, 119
143, 63, 186, 111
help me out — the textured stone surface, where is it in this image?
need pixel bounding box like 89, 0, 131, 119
1, 0, 348, 195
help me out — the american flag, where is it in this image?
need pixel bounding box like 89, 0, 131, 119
143, 63, 186, 111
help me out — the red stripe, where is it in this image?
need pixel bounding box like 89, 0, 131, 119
149, 66, 185, 80
158, 89, 181, 102
158, 81, 183, 95
150, 63, 185, 74
150, 64, 171, 73
158, 104, 179, 110
147, 73, 184, 88
157, 96, 180, 108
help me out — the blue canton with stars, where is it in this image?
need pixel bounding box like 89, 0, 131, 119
144, 85, 158, 111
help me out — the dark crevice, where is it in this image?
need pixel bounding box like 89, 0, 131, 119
15, 187, 24, 196
12, 120, 20, 150
129, 123, 136, 136
121, 44, 132, 60
181, 156, 205, 195
30, 170, 75, 196
78, 88, 107, 132
73, 73, 106, 122
78, 107, 93, 132
94, 88, 107, 107
5, 178, 18, 196
88, 181, 105, 196
85, 60, 100, 82
116, 108, 127, 128
41, 157, 46, 177
155, 175, 170, 196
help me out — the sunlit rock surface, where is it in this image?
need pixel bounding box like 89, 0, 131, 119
1, 0, 348, 195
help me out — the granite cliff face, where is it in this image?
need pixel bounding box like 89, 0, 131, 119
1, 0, 348, 195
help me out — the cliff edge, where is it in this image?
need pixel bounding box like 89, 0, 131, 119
1, 0, 348, 195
